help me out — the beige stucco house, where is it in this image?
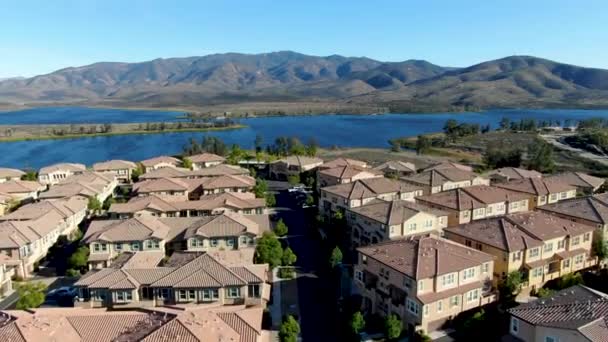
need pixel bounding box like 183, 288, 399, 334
354, 235, 496, 334
373, 160, 417, 178
486, 167, 542, 183
495, 177, 577, 210
38, 163, 86, 186
188, 152, 226, 170
546, 171, 606, 195
39, 171, 118, 203
0, 180, 45, 203
140, 156, 182, 173
318, 165, 383, 188
93, 159, 137, 183
401, 168, 489, 195
269, 155, 323, 180
0, 168, 25, 183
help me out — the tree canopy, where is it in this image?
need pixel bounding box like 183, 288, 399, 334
274, 219, 288, 237
255, 232, 283, 269
526, 137, 555, 173
329, 246, 343, 268
279, 315, 300, 342
253, 179, 268, 198
416, 135, 431, 155
16, 282, 47, 309
350, 311, 366, 335
384, 314, 402, 340
282, 247, 297, 266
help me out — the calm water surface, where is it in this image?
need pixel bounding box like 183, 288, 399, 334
0, 106, 183, 124
1, 108, 608, 169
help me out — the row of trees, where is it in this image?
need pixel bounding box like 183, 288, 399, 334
183, 135, 319, 160
482, 137, 555, 172
50, 123, 113, 136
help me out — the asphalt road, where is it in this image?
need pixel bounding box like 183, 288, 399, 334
276, 190, 339, 341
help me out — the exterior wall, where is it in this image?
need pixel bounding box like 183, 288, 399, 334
88, 239, 166, 265
97, 169, 133, 183
318, 171, 382, 188
145, 162, 179, 173
138, 191, 189, 202
186, 235, 256, 252
509, 317, 589, 342
416, 199, 528, 225
38, 170, 80, 185
192, 161, 222, 170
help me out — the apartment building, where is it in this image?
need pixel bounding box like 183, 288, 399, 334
348, 200, 448, 247
495, 177, 577, 209
416, 185, 530, 226
354, 235, 495, 334
0, 196, 88, 277
92, 159, 137, 183
38, 163, 86, 186
318, 165, 383, 188
269, 155, 323, 180
0, 255, 15, 296
444, 211, 597, 289
188, 152, 225, 169
39, 171, 117, 202
401, 169, 490, 195
319, 157, 368, 170
0, 304, 266, 342
546, 171, 606, 195
319, 178, 424, 217
139, 166, 191, 180
108, 192, 266, 219
85, 212, 269, 269
140, 164, 249, 181
373, 160, 417, 178
486, 167, 542, 183
0, 180, 45, 203
508, 285, 608, 342
0, 168, 25, 183
133, 175, 255, 200
74, 251, 269, 310
140, 156, 181, 172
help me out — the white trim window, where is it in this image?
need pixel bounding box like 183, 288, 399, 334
115, 291, 133, 303
423, 305, 429, 317
406, 298, 420, 316
418, 280, 424, 292
462, 267, 476, 281
437, 300, 443, 313
442, 273, 456, 287
466, 289, 479, 303
226, 287, 241, 298
355, 270, 364, 282
510, 317, 519, 334
450, 295, 460, 308
529, 247, 539, 258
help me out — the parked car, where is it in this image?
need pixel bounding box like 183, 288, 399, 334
47, 286, 77, 299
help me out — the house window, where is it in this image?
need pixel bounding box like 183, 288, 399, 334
560, 192, 567, 199
529, 247, 539, 258
355, 270, 364, 282
408, 223, 417, 232
362, 255, 367, 264
425, 220, 433, 228
463, 268, 476, 281
544, 243, 553, 253
463, 211, 470, 218
510, 317, 519, 334
248, 285, 261, 298
450, 295, 460, 307
115, 243, 122, 251
423, 305, 429, 317
563, 259, 570, 268
131, 242, 140, 251
533, 267, 543, 277
191, 238, 203, 248
437, 300, 443, 313
442, 273, 455, 287
226, 238, 235, 247
550, 194, 557, 201
512, 251, 522, 261
584, 233, 591, 242
406, 298, 419, 316
116, 291, 132, 303
557, 239, 565, 249
482, 263, 489, 273
466, 289, 479, 303
418, 280, 424, 291
226, 287, 241, 298
572, 237, 580, 246
575, 254, 584, 264
157, 288, 169, 299
179, 290, 187, 300
211, 239, 218, 247
201, 288, 219, 301
465, 240, 472, 247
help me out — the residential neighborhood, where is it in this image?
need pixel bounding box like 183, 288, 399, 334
1, 149, 608, 342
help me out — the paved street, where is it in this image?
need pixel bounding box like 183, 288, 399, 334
275, 190, 339, 342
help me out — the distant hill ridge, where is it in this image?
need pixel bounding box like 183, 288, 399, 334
2, 51, 608, 112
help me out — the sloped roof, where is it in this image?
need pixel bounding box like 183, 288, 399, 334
140, 156, 181, 167
322, 177, 422, 200
0, 211, 65, 248
349, 199, 447, 225
0, 197, 87, 221
546, 171, 606, 191
0, 180, 44, 194
444, 211, 595, 252
185, 164, 249, 177
496, 177, 574, 196
357, 235, 493, 280
402, 168, 483, 187
421, 161, 473, 172
109, 195, 180, 214
416, 185, 530, 210
320, 157, 367, 169
319, 165, 383, 179
182, 212, 266, 239
199, 174, 255, 189
486, 167, 542, 181
139, 167, 190, 180
39, 163, 85, 175
92, 159, 137, 171
150, 253, 247, 288
275, 155, 323, 168
538, 193, 608, 225
188, 153, 225, 163
373, 160, 416, 173
133, 178, 191, 193
84, 216, 171, 243
0, 168, 25, 179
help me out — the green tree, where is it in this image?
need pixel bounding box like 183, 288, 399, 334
499, 271, 523, 302
255, 232, 283, 269
227, 144, 244, 165
21, 170, 37, 181
88, 197, 102, 212
275, 219, 289, 237
416, 135, 431, 155
182, 157, 193, 170
305, 194, 315, 207
282, 247, 297, 266
279, 315, 300, 342
16, 282, 47, 309
131, 163, 145, 182
305, 138, 319, 157
329, 246, 343, 268
102, 197, 115, 210
254, 134, 264, 153
527, 137, 555, 173
350, 311, 366, 335
483, 144, 523, 169
384, 314, 402, 340
389, 140, 401, 152
68, 246, 89, 271
265, 193, 276, 207
557, 272, 583, 289
253, 178, 268, 198
594, 232, 608, 263
500, 117, 510, 130
287, 174, 300, 186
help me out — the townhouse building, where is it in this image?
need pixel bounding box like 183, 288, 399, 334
546, 171, 605, 195
139, 164, 249, 181
140, 156, 181, 172
108, 192, 266, 219
416, 185, 530, 226
38, 163, 86, 186
318, 165, 383, 188
354, 235, 495, 334
373, 160, 417, 178
347, 200, 448, 247
269, 155, 323, 180
133, 175, 255, 201
39, 171, 118, 202
508, 285, 608, 342
0, 180, 45, 203
319, 157, 368, 170
0, 196, 88, 277
0, 255, 15, 296
319, 178, 424, 218
92, 159, 137, 183
74, 251, 269, 310
401, 168, 490, 195
486, 167, 542, 183
444, 211, 597, 290
187, 152, 225, 169
0, 304, 266, 342
0, 168, 25, 183
495, 177, 577, 210
138, 166, 191, 180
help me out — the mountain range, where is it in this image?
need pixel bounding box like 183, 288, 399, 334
2, 51, 608, 113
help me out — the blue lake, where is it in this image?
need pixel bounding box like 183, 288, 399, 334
1, 107, 608, 169
0, 106, 183, 124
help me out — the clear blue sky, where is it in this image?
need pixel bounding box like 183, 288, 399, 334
2, 0, 607, 77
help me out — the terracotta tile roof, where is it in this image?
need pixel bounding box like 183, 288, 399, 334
0, 211, 65, 248
496, 177, 574, 196
133, 178, 191, 193
199, 174, 255, 189
319, 165, 383, 179
402, 168, 483, 187
172, 192, 265, 211
320, 157, 367, 169
0, 197, 87, 221
182, 212, 267, 239
150, 253, 247, 288
109, 195, 180, 214
349, 199, 447, 225
0, 180, 44, 194
140, 319, 199, 342
421, 161, 473, 172
323, 177, 422, 200
125, 268, 177, 285
187, 153, 225, 163
229, 266, 264, 283
39, 163, 85, 175
416, 185, 529, 211
539, 193, 608, 225
84, 216, 171, 243
185, 164, 250, 177
92, 159, 137, 171
444, 211, 595, 252
509, 285, 608, 335
554, 248, 588, 260
39, 171, 115, 200
373, 160, 416, 174
139, 167, 190, 180
486, 167, 542, 181
0, 168, 25, 179
547, 171, 606, 191
140, 156, 181, 167
275, 156, 323, 168
217, 310, 261, 342
357, 235, 493, 280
